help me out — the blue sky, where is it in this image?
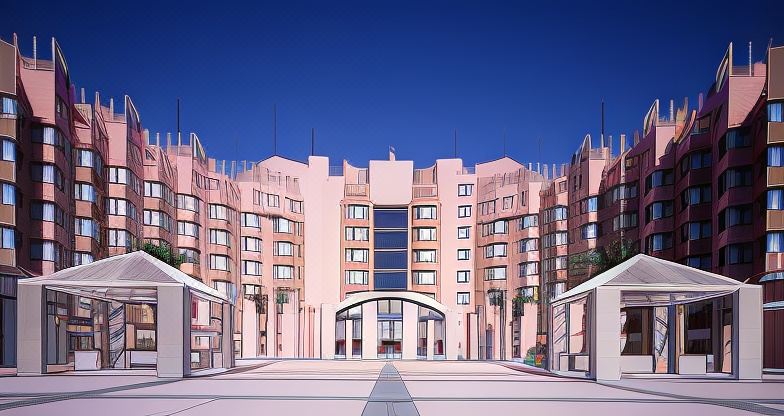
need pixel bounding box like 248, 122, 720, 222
2, 1, 781, 167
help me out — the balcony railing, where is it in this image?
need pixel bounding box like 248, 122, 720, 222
329, 166, 344, 176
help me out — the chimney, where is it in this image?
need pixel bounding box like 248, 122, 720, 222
536, 162, 541, 174
155, 132, 160, 147
221, 160, 226, 175
109, 98, 114, 115
543, 164, 549, 180
32, 36, 37, 69
749, 41, 753, 76
80, 88, 85, 104
561, 163, 566, 177
552, 164, 556, 178
608, 135, 613, 155
143, 129, 149, 145
166, 132, 172, 148
177, 132, 182, 147
620, 134, 626, 153
528, 162, 532, 171
669, 99, 674, 122
634, 130, 640, 145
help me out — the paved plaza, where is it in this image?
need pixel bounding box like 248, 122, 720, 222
0, 360, 782, 415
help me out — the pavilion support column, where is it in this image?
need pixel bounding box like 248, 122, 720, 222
362, 302, 377, 359
16, 284, 45, 375
402, 301, 418, 359
594, 287, 621, 381
222, 302, 234, 369
157, 286, 186, 378
320, 304, 336, 359
736, 286, 763, 380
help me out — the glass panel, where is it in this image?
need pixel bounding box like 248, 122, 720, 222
374, 209, 407, 228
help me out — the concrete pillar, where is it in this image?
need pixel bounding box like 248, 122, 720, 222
222, 303, 234, 369
402, 302, 418, 359
736, 286, 763, 380
447, 311, 461, 360
362, 302, 378, 359
241, 298, 258, 358
313, 308, 322, 358
16, 284, 45, 375
345, 319, 354, 359
426, 320, 435, 359
468, 312, 479, 360
594, 288, 621, 381
320, 304, 336, 359
157, 286, 186, 378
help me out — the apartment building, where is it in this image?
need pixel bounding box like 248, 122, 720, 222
0, 35, 782, 372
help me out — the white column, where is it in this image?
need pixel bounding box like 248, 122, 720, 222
345, 319, 354, 359
594, 287, 621, 381
468, 312, 479, 360
362, 302, 378, 359
446, 311, 461, 360
402, 302, 418, 359
157, 286, 186, 378
426, 320, 435, 359
736, 286, 763, 380
16, 284, 44, 375
222, 303, 234, 369
320, 304, 336, 359
241, 298, 258, 358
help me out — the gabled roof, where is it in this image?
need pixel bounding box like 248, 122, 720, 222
552, 254, 748, 305
19, 251, 228, 303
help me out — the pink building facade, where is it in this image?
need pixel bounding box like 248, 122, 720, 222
0, 36, 782, 371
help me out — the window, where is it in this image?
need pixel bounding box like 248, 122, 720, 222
681, 185, 711, 209
241, 236, 262, 252
458, 205, 471, 218
266, 194, 280, 208
1, 183, 14, 205
769, 146, 784, 167
179, 248, 200, 264
718, 166, 751, 196
414, 227, 437, 241
613, 212, 638, 231
457, 226, 471, 239
503, 196, 514, 210
1, 97, 17, 115
519, 238, 538, 252
767, 232, 784, 253
479, 200, 495, 215
345, 248, 369, 263
176, 194, 200, 213
488, 220, 508, 235
75, 149, 102, 174
457, 270, 470, 283
30, 240, 59, 262
73, 252, 94, 266
1, 138, 15, 161
647, 233, 673, 253
719, 130, 751, 159
581, 196, 598, 213
273, 265, 294, 279
31, 202, 64, 226
345, 226, 369, 241
209, 229, 231, 246
177, 221, 200, 238
770, 102, 783, 122
719, 243, 753, 266
718, 205, 752, 232
106, 198, 137, 219
607, 183, 638, 205
0, 227, 14, 249
413, 205, 437, 220
209, 204, 229, 220
680, 150, 712, 176
458, 184, 473, 196
74, 183, 96, 202
457, 249, 470, 260
413, 271, 436, 285
543, 206, 567, 223
645, 200, 673, 222
519, 261, 539, 277
457, 292, 470, 305
345, 270, 369, 285
645, 169, 673, 193
272, 217, 293, 233
31, 163, 63, 190
347, 204, 369, 219
681, 221, 712, 242
581, 223, 599, 240
542, 231, 568, 248
520, 214, 538, 229
144, 210, 172, 231
274, 241, 294, 256
241, 212, 261, 228
209, 254, 231, 271
413, 249, 437, 263
31, 126, 64, 147
484, 243, 507, 258
74, 217, 99, 240
768, 189, 784, 210
685, 255, 712, 270
144, 181, 174, 206
543, 256, 568, 271
108, 229, 133, 248
242, 260, 262, 276
484, 266, 507, 281
288, 198, 303, 213
108, 167, 141, 194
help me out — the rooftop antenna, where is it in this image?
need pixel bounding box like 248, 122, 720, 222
600, 99, 605, 148
80, 88, 85, 104
749, 41, 753, 76
32, 36, 37, 69
273, 104, 278, 156
453, 129, 457, 158
176, 98, 181, 146
311, 128, 315, 156
502, 129, 507, 157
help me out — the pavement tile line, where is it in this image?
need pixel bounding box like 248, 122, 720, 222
362, 362, 420, 416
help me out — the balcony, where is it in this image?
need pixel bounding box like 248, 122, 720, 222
345, 184, 367, 197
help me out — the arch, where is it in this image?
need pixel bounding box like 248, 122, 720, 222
335, 291, 448, 316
